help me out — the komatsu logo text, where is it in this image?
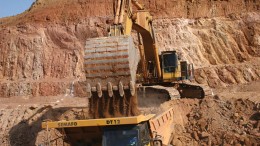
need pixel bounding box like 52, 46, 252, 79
58, 122, 78, 127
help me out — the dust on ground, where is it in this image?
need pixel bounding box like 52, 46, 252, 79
0, 81, 259, 145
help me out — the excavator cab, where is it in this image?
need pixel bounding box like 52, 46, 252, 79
160, 51, 194, 82
160, 51, 181, 82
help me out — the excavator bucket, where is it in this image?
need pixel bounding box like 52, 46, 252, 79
84, 36, 140, 118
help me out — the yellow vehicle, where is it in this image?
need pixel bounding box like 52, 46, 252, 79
42, 108, 175, 146
84, 0, 206, 118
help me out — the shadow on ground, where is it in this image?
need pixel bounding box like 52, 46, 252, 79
8, 106, 87, 146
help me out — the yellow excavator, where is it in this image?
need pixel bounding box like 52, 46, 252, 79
84, 0, 206, 118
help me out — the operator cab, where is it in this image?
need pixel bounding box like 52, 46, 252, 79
160, 51, 194, 82
161, 51, 178, 74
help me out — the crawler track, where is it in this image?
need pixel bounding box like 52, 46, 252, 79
176, 81, 213, 99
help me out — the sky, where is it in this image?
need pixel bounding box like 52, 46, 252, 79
0, 0, 35, 18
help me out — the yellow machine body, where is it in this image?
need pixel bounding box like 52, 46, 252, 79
42, 108, 175, 146
162, 62, 182, 82
42, 114, 155, 129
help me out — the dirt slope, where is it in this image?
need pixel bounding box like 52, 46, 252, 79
0, 0, 259, 97
0, 81, 259, 145
0, 0, 259, 26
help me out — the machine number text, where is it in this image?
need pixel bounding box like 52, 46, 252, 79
106, 119, 120, 125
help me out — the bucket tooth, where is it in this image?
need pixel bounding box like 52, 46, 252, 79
108, 82, 113, 97
129, 81, 135, 96
97, 83, 102, 98
86, 83, 92, 97
119, 82, 124, 97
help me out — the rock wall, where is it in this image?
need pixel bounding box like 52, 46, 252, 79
154, 12, 260, 87
0, 0, 259, 97
145, 0, 260, 18
0, 18, 108, 97
1, 0, 259, 26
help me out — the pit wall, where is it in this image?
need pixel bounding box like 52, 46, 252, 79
143, 0, 259, 18
2, 0, 259, 25
0, 0, 259, 98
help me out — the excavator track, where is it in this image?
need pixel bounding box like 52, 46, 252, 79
138, 82, 212, 101
85, 36, 140, 118
175, 81, 213, 99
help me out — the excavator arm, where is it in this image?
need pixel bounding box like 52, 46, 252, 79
110, 0, 162, 82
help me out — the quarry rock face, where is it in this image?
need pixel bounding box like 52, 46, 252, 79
0, 1, 260, 146
0, 0, 259, 97
154, 13, 260, 87
0, 0, 259, 25
0, 19, 108, 97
